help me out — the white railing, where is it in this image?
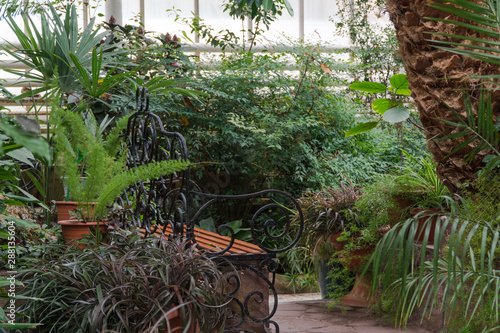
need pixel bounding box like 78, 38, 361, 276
0, 0, 352, 116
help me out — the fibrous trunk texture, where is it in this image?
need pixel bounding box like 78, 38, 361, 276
386, 0, 500, 192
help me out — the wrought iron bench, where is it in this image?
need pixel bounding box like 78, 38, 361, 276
119, 88, 304, 333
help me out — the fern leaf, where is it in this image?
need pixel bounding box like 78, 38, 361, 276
93, 159, 191, 219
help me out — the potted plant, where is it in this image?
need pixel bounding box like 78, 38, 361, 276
15, 230, 228, 332
335, 155, 450, 307
392, 153, 450, 243
51, 105, 189, 244
291, 183, 362, 298
353, 153, 450, 244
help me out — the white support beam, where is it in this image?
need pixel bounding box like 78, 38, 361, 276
140, 0, 145, 27
105, 0, 122, 25
299, 0, 304, 40
194, 0, 200, 43
247, 17, 253, 43
180, 43, 348, 53
83, 1, 89, 27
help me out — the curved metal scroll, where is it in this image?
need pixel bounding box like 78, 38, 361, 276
191, 189, 305, 255
120, 87, 306, 333
216, 257, 280, 333
120, 88, 193, 238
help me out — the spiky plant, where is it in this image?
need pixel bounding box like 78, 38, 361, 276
368, 194, 499, 330
17, 233, 227, 332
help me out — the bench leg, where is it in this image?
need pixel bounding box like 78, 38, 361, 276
216, 258, 279, 333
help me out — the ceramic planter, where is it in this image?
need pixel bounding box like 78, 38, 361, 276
410, 208, 443, 243
55, 201, 96, 221
57, 220, 107, 246
54, 201, 78, 221
330, 232, 376, 307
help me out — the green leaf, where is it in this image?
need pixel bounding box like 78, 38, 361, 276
0, 122, 50, 163
382, 107, 411, 124
388, 74, 411, 95
0, 323, 39, 329
6, 189, 37, 203
6, 147, 34, 167
262, 0, 273, 11
198, 217, 216, 233
390, 74, 409, 89
0, 228, 9, 239
388, 86, 412, 95
372, 98, 398, 115
0, 214, 38, 228
349, 81, 387, 93
0, 169, 17, 181
283, 0, 294, 16
345, 121, 379, 137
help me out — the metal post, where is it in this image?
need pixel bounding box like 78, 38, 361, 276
194, 0, 200, 43
298, 0, 304, 40
140, 0, 145, 27
83, 1, 89, 28
105, 0, 122, 25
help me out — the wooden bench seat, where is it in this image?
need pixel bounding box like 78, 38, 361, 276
141, 226, 266, 256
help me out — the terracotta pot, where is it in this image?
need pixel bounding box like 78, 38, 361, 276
55, 201, 96, 221
410, 208, 442, 243
55, 201, 78, 221
330, 232, 376, 307
57, 220, 107, 246
164, 306, 198, 333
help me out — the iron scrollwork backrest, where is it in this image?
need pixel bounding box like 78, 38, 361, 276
120, 88, 192, 238
191, 189, 305, 255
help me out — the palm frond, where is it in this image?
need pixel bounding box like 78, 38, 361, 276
369, 195, 500, 328
437, 89, 500, 163
428, 0, 500, 69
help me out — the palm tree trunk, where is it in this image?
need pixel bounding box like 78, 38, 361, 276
385, 0, 500, 192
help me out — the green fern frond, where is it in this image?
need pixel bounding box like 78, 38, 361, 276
93, 159, 191, 219
104, 113, 132, 156
51, 104, 131, 205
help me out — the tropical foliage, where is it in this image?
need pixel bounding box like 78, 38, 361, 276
156, 47, 426, 197
0, 116, 49, 331
368, 195, 499, 331
366, 2, 500, 324
334, 0, 401, 84
346, 74, 413, 137
2, 3, 110, 105
428, 0, 500, 71
16, 233, 228, 332
51, 105, 190, 221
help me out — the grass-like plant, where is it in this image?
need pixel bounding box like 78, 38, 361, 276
296, 183, 362, 259
393, 152, 450, 209
16, 232, 228, 332
51, 105, 190, 221
368, 195, 499, 330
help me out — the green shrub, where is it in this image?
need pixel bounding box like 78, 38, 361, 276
153, 46, 426, 197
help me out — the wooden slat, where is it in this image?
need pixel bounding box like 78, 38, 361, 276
141, 225, 266, 255
193, 227, 263, 254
